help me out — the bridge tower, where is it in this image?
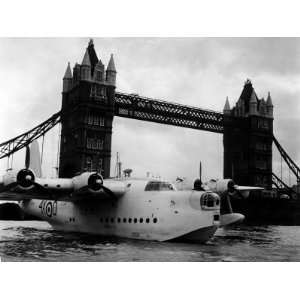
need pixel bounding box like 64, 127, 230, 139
59, 40, 116, 178
223, 79, 274, 188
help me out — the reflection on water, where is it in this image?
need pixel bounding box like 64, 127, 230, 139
0, 221, 299, 261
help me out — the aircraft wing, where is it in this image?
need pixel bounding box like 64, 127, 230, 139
0, 171, 128, 202
235, 186, 264, 191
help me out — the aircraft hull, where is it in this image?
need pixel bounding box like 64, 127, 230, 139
21, 190, 220, 243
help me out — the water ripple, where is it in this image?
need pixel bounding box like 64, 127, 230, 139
0, 221, 299, 261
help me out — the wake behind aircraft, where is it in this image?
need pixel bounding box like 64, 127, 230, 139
0, 142, 220, 243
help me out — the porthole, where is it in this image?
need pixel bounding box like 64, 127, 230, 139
44, 184, 48, 187
128, 218, 132, 223
105, 218, 109, 223
117, 218, 121, 223
56, 184, 61, 188
153, 218, 158, 223
123, 218, 127, 223
134, 218, 137, 223
146, 218, 150, 223
140, 218, 143, 223
110, 218, 114, 223
100, 218, 103, 223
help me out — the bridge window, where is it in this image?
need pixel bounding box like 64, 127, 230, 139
140, 218, 143, 223
87, 138, 104, 150
97, 158, 103, 174
96, 86, 105, 97
90, 85, 105, 99
145, 181, 174, 191
95, 71, 102, 81
86, 156, 92, 172
87, 114, 105, 127
123, 218, 127, 223
257, 119, 269, 130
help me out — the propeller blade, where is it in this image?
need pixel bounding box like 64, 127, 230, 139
226, 194, 233, 213
199, 161, 202, 184
25, 145, 30, 169
102, 185, 118, 201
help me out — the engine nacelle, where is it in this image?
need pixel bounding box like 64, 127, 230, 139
3, 168, 36, 190
72, 172, 104, 192
205, 179, 235, 194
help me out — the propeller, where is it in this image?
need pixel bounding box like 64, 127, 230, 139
25, 145, 30, 169
75, 173, 117, 200
221, 180, 245, 214
199, 161, 202, 184
193, 161, 204, 191
2, 143, 54, 198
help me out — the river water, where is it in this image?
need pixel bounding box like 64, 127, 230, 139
0, 221, 299, 261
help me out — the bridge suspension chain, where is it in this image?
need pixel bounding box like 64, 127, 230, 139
272, 135, 300, 183
0, 111, 61, 160
271, 172, 297, 195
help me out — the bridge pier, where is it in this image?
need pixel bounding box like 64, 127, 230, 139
59, 40, 116, 178
223, 80, 274, 189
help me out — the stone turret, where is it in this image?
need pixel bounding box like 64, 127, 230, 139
63, 62, 73, 92
223, 96, 231, 114
266, 91, 273, 117
81, 49, 91, 81
106, 54, 116, 86
259, 98, 265, 115
72, 63, 80, 84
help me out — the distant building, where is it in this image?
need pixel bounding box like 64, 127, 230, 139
223, 79, 274, 188
59, 40, 116, 178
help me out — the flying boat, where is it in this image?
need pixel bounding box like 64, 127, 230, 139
0, 142, 220, 243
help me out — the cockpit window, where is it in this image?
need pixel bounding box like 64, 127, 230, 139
145, 181, 175, 191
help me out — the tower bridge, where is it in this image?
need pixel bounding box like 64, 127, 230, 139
0, 40, 299, 192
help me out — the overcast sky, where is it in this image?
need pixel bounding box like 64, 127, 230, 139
0, 38, 299, 184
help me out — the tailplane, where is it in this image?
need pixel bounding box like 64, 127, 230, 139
29, 141, 42, 177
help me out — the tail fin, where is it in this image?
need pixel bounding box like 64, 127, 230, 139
29, 141, 42, 177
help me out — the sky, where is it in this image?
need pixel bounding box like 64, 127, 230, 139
0, 38, 300, 184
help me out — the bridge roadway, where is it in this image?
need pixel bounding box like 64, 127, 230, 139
115, 92, 224, 133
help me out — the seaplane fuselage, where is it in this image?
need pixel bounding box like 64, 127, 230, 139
20, 178, 220, 242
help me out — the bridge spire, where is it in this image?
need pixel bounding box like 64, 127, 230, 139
223, 96, 231, 114
81, 49, 91, 66
63, 62, 73, 92
266, 91, 273, 118
106, 54, 116, 86
81, 49, 91, 81
107, 54, 116, 72
63, 62, 72, 79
